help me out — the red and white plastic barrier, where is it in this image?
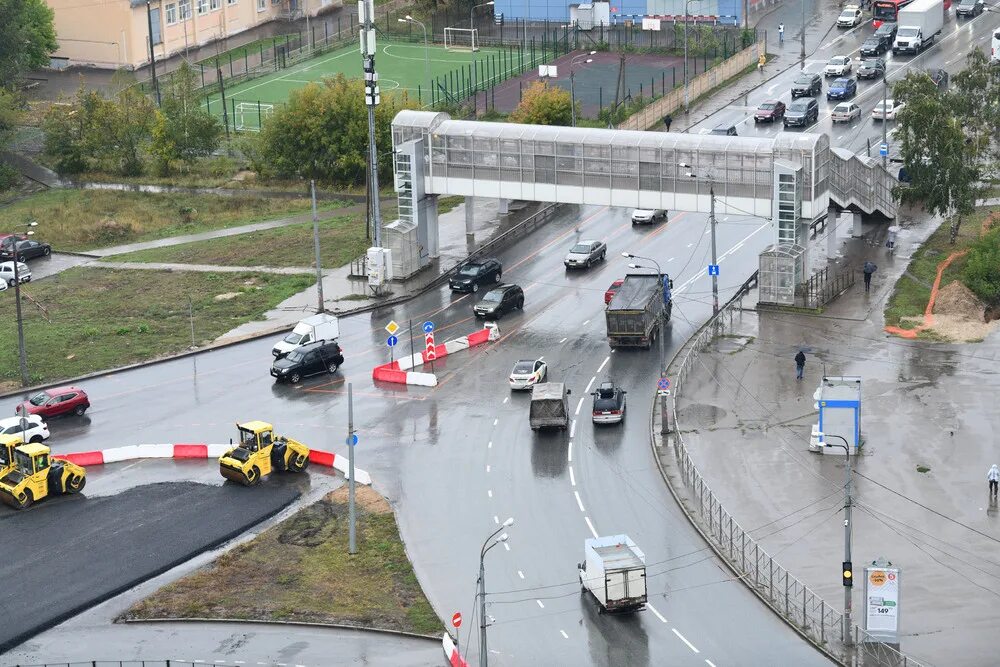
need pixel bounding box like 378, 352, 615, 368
442, 633, 469, 667
372, 323, 499, 387
53, 444, 371, 485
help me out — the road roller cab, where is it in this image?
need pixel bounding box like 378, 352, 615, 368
0, 442, 86, 509
0, 434, 24, 478
219, 420, 310, 486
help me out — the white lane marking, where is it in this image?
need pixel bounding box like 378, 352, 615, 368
559, 337, 568, 343
568, 441, 573, 462
673, 628, 700, 653
667, 257, 675, 262
504, 542, 510, 551
570, 465, 576, 486
584, 515, 599, 538
494, 515, 500, 524
585, 376, 596, 393
687, 242, 693, 247
570, 420, 576, 438
493, 418, 498, 426
582, 319, 590, 325
575, 397, 585, 415
486, 465, 491, 473
647, 602, 668, 623
705, 660, 718, 667
503, 396, 509, 404
518, 570, 525, 579
560, 630, 569, 639
597, 356, 609, 373
574, 490, 586, 512
488, 489, 493, 498
704, 229, 710, 235
488, 440, 493, 449
675, 220, 770, 294
537, 599, 545, 608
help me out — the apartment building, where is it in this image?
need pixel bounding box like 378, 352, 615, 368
47, 0, 334, 69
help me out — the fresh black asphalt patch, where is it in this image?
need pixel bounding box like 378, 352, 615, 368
0, 480, 300, 654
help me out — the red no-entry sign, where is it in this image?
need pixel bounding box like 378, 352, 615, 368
452, 612, 462, 628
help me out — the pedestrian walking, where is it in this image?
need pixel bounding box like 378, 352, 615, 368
758, 53, 766, 73
989, 464, 999, 497
863, 261, 877, 293
778, 23, 785, 44
663, 113, 672, 131
795, 349, 806, 380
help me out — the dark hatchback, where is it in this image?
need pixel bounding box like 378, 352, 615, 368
791, 73, 822, 98
827, 77, 858, 100
449, 258, 502, 293
860, 34, 891, 57
473, 283, 524, 319
0, 239, 52, 261
784, 99, 819, 127
271, 340, 344, 383
591, 381, 627, 425
956, 0, 984, 17
754, 99, 786, 122
857, 58, 886, 79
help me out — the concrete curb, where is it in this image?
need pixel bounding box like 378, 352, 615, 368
118, 616, 442, 642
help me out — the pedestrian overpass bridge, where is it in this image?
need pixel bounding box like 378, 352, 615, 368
386, 110, 898, 302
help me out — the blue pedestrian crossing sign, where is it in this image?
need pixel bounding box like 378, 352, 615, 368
386, 335, 399, 347
879, 143, 888, 157
708, 264, 720, 276
423, 321, 435, 333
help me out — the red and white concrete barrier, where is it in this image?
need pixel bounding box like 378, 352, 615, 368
373, 323, 499, 387
442, 633, 469, 667
53, 444, 371, 485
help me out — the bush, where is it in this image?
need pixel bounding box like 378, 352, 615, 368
509, 81, 573, 126
0, 163, 19, 191
963, 227, 1000, 303
94, 218, 136, 244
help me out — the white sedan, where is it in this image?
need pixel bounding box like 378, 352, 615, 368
837, 6, 863, 27
832, 102, 862, 122
872, 99, 905, 120
509, 358, 547, 390
824, 56, 853, 77
0, 414, 50, 442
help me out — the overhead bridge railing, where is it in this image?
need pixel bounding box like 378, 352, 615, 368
828, 147, 898, 219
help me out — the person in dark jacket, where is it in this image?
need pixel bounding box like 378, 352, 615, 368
663, 114, 672, 131
863, 261, 877, 293
795, 350, 806, 380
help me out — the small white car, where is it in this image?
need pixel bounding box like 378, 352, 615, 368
831, 102, 862, 122
0, 414, 50, 442
837, 6, 863, 27
509, 358, 547, 390
564, 239, 607, 269
0, 261, 30, 287
872, 99, 905, 120
631, 209, 667, 225
824, 56, 853, 77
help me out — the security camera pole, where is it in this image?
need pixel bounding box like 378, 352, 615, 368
360, 0, 382, 248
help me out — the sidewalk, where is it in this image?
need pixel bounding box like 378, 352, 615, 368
663, 205, 1000, 665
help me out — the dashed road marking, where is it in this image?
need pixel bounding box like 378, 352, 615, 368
518, 570, 525, 579
574, 490, 586, 512
559, 337, 568, 343
536, 599, 545, 608
687, 243, 693, 248
570, 419, 576, 438
597, 356, 609, 373
673, 628, 700, 653
560, 630, 569, 639
568, 441, 573, 462
584, 515, 599, 538
488, 440, 493, 449
486, 465, 491, 473
667, 257, 675, 262
569, 465, 576, 486
493, 418, 498, 426
504, 541, 510, 551
585, 376, 596, 393
494, 515, 500, 524
575, 397, 585, 415
705, 660, 718, 667
488, 489, 493, 498
647, 602, 668, 623
503, 396, 509, 404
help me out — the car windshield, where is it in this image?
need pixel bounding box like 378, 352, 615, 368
830, 57, 848, 65
759, 103, 776, 110
458, 265, 483, 277
283, 332, 304, 345
570, 244, 591, 254
790, 102, 809, 111
839, 9, 854, 16
862, 59, 880, 67
482, 290, 503, 302
28, 392, 49, 406
285, 350, 305, 362
794, 76, 812, 85
898, 27, 917, 36
513, 361, 535, 374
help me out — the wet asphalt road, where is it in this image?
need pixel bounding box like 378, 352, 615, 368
0, 480, 300, 654
2, 203, 831, 665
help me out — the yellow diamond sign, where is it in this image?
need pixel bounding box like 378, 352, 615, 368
385, 320, 400, 335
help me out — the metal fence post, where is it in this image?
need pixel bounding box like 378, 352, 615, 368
803, 586, 807, 627
754, 543, 759, 587
717, 502, 723, 543
821, 599, 826, 643
769, 559, 774, 603
785, 571, 789, 615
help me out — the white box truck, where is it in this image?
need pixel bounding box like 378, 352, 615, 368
272, 313, 340, 357
578, 534, 647, 613
892, 0, 944, 54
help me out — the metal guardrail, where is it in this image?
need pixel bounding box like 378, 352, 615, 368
13, 662, 229, 667
662, 271, 929, 667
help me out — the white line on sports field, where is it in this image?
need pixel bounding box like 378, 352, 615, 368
575, 397, 585, 415
568, 441, 573, 462
584, 516, 599, 538
585, 376, 596, 393
647, 603, 668, 623
569, 465, 576, 486
560, 630, 569, 639
597, 356, 609, 372
673, 628, 700, 653
705, 660, 718, 667
574, 490, 585, 512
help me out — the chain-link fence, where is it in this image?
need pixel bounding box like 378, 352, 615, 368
660, 274, 930, 667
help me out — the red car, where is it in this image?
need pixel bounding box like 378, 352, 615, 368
16, 386, 90, 418
754, 99, 786, 123
604, 279, 624, 305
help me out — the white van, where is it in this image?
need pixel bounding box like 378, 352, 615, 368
272, 313, 340, 357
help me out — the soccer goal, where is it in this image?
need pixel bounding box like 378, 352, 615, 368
444, 26, 479, 52
234, 102, 274, 132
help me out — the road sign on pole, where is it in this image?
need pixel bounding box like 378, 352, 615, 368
452, 611, 462, 628
385, 320, 400, 335
657, 377, 671, 391
879, 142, 888, 157
346, 433, 359, 447
423, 320, 435, 333
386, 335, 398, 347
708, 264, 720, 276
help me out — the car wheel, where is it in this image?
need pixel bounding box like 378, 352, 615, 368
600, 251, 606, 261
517, 298, 524, 309
43, 247, 51, 256
472, 283, 479, 293
289, 372, 302, 383
494, 272, 501, 283
328, 362, 339, 374
73, 405, 86, 416
6, 279, 12, 287
29, 435, 43, 443
246, 466, 261, 486
15, 489, 33, 510
67, 473, 85, 494
16, 254, 25, 262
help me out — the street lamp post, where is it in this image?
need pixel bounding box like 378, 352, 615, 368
398, 16, 429, 96
800, 0, 807, 61
5, 221, 37, 390
679, 164, 719, 313
479, 517, 513, 667
569, 51, 596, 127
622, 252, 666, 372
470, 1, 495, 31
820, 432, 854, 646
683, 0, 702, 114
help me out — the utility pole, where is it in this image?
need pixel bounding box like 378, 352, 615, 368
800, 0, 807, 62
824, 434, 854, 646
348, 382, 357, 554
146, 0, 162, 106
218, 66, 230, 140
479, 552, 488, 667
360, 0, 382, 248
709, 183, 719, 314
311, 179, 324, 312
881, 78, 888, 169
570, 69, 577, 127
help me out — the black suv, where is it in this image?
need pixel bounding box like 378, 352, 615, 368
858, 58, 886, 79
860, 34, 891, 57
874, 22, 897, 42
784, 99, 819, 127
450, 258, 502, 293
791, 73, 822, 98
473, 284, 524, 319
271, 340, 343, 383
956, 0, 984, 17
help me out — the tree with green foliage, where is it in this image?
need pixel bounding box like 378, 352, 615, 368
893, 71, 979, 243
963, 227, 1000, 304
42, 84, 104, 174
90, 78, 157, 176
0, 0, 58, 86
150, 62, 222, 174
0, 89, 21, 189
250, 74, 416, 185
509, 81, 573, 126
951, 48, 1000, 181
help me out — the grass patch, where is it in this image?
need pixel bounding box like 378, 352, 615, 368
916, 464, 931, 473
107, 211, 378, 268
0, 190, 349, 252
438, 195, 463, 215
883, 210, 989, 328
0, 267, 313, 386
122, 486, 442, 635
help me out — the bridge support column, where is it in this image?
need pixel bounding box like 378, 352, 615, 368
465, 196, 476, 245
851, 212, 863, 238
827, 205, 839, 259
497, 198, 510, 215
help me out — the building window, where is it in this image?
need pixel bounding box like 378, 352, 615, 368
165, 2, 177, 23
197, 0, 208, 14
256, 0, 265, 11
178, 0, 191, 18
210, 0, 220, 9
227, 0, 237, 5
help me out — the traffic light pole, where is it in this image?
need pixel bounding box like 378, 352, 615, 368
826, 435, 853, 646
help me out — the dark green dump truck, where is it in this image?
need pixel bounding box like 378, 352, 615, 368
605, 273, 672, 349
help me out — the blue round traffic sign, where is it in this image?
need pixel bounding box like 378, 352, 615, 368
657, 377, 671, 391
423, 321, 435, 333
387, 335, 398, 347
347, 433, 359, 447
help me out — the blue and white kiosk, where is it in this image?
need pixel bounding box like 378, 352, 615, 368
810, 375, 861, 455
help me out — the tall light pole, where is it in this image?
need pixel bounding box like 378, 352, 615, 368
881, 75, 889, 169
800, 0, 807, 61
820, 432, 854, 646
359, 0, 382, 248
399, 17, 429, 98
479, 517, 513, 667
623, 253, 667, 371
5, 221, 37, 390
679, 163, 719, 314
145, 0, 161, 106
569, 51, 596, 127
470, 0, 495, 30
683, 0, 702, 114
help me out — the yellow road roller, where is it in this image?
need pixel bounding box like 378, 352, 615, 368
0, 434, 24, 479
219, 420, 310, 486
0, 442, 86, 509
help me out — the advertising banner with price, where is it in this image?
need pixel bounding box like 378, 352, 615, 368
864, 565, 900, 641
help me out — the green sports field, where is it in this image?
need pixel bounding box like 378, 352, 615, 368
206, 38, 513, 129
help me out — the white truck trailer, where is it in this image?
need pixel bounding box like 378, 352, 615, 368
578, 535, 647, 613
892, 0, 944, 54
